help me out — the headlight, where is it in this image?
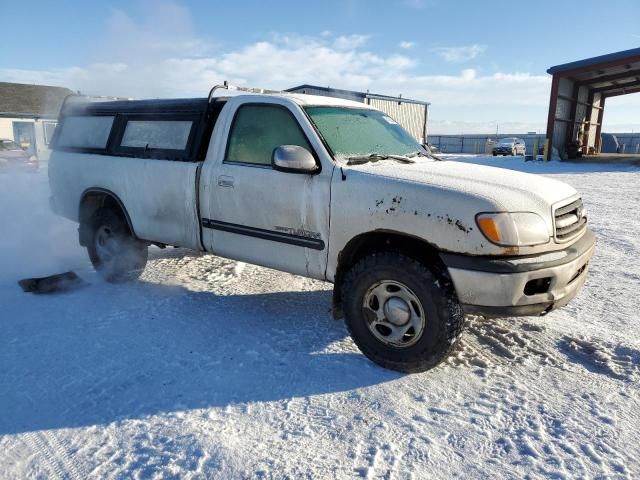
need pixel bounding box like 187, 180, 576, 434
476, 212, 550, 246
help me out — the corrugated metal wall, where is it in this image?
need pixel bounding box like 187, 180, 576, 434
604, 133, 640, 153
430, 132, 638, 155
366, 98, 427, 143
549, 76, 607, 155
586, 94, 604, 148
552, 77, 574, 153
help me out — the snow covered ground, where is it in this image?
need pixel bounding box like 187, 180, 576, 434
1, 156, 639, 479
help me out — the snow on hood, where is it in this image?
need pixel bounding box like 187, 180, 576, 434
346, 159, 577, 214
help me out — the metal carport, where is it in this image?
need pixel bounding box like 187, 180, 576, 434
545, 47, 640, 159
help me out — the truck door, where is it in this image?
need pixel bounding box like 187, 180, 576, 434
200, 100, 332, 280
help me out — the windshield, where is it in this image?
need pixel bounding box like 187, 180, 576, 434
304, 107, 428, 161
0, 140, 23, 151
499, 138, 516, 143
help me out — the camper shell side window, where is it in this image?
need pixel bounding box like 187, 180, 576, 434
53, 97, 227, 162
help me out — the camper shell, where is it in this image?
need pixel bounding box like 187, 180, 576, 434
56, 97, 228, 162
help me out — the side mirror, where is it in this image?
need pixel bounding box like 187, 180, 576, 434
272, 145, 318, 174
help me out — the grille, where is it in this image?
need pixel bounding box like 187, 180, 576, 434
554, 198, 587, 241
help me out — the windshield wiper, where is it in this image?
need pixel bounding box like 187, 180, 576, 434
406, 150, 442, 161
346, 153, 415, 166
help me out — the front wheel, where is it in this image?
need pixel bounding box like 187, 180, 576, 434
341, 253, 465, 372
87, 208, 148, 282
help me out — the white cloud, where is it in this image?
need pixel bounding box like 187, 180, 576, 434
0, 31, 417, 99
431, 44, 487, 63
0, 36, 541, 110
98, 1, 211, 62
0, 53, 552, 131
0, 1, 561, 130
6, 1, 640, 133
333, 34, 370, 50
399, 41, 415, 49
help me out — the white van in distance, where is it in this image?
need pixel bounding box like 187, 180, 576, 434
48, 85, 595, 372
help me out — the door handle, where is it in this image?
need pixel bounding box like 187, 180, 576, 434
218, 175, 234, 188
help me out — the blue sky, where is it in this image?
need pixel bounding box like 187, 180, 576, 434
2, 0, 639, 133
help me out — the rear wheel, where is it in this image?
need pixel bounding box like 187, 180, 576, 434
341, 252, 465, 372
87, 208, 148, 282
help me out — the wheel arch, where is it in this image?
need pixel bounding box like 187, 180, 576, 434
331, 229, 448, 319
78, 188, 137, 246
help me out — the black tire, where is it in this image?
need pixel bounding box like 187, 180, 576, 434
341, 252, 465, 373
492, 152, 497, 156
87, 207, 148, 282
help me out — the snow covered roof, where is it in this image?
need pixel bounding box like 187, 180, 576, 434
0, 82, 74, 118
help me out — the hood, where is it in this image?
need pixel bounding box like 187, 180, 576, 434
345, 159, 577, 215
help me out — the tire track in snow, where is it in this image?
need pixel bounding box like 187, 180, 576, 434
20, 430, 85, 480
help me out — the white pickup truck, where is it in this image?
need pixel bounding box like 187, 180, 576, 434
49, 85, 595, 372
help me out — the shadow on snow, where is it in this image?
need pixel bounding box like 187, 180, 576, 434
0, 280, 400, 435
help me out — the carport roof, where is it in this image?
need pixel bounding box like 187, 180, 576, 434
547, 47, 640, 97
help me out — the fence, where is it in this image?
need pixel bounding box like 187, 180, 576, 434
607, 133, 640, 154
429, 134, 546, 155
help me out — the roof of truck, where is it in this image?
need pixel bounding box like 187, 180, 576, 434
275, 92, 372, 108
61, 90, 371, 117
63, 97, 210, 116
210, 91, 372, 108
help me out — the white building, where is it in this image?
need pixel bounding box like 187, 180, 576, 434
0, 82, 73, 161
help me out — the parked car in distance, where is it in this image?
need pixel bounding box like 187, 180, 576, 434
0, 138, 38, 170
49, 87, 595, 373
492, 137, 526, 156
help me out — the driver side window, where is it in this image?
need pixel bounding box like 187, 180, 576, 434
225, 104, 312, 166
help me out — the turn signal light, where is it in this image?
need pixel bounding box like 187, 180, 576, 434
477, 216, 501, 243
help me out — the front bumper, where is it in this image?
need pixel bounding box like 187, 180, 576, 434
492, 147, 513, 154
440, 229, 596, 317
